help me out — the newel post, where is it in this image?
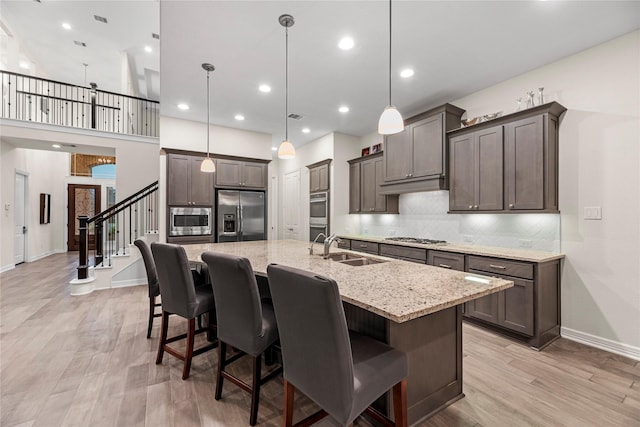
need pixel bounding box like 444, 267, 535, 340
77, 215, 89, 279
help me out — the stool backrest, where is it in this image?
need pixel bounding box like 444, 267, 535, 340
201, 252, 264, 355
134, 239, 159, 298
151, 242, 197, 318
266, 263, 354, 423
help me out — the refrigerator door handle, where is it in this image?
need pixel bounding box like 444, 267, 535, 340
237, 204, 242, 236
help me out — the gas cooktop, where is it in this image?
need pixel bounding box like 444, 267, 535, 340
385, 237, 447, 245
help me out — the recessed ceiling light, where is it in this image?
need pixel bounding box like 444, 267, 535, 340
177, 103, 189, 110
271, 147, 278, 151
62, 22, 71, 30
338, 37, 355, 50
400, 68, 415, 78
144, 46, 152, 53
302, 128, 310, 134
52, 144, 62, 149
234, 114, 245, 121
339, 106, 350, 113
258, 84, 271, 93
19, 61, 29, 69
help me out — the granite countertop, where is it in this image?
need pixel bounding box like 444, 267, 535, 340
338, 234, 564, 263
183, 240, 512, 324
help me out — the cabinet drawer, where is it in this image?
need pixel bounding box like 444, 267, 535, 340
351, 240, 379, 255
380, 244, 427, 262
467, 255, 533, 280
428, 251, 465, 271
337, 239, 351, 250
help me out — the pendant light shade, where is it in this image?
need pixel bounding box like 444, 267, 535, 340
278, 14, 296, 160
378, 0, 404, 136
378, 105, 404, 135
201, 63, 216, 173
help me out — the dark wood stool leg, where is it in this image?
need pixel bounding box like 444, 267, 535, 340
392, 379, 407, 427
215, 341, 227, 400
182, 318, 196, 380
156, 310, 169, 364
147, 296, 155, 339
283, 379, 295, 427
249, 355, 262, 426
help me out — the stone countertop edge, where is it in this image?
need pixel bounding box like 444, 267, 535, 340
183, 240, 513, 324
338, 234, 565, 263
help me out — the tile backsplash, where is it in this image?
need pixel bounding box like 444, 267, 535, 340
334, 191, 560, 252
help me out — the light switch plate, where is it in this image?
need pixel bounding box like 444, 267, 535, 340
584, 206, 602, 220
519, 239, 533, 248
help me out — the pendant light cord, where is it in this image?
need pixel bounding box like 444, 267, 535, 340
388, 0, 392, 106
206, 70, 211, 158
285, 26, 289, 141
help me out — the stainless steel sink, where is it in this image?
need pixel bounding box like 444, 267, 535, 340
325, 252, 387, 266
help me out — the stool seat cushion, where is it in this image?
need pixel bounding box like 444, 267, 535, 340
194, 286, 215, 318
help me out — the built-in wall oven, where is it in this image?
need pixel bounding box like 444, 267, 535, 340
310, 192, 328, 242
169, 207, 212, 236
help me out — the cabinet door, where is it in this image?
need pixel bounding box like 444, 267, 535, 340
360, 159, 376, 213
349, 163, 361, 213
505, 115, 544, 210
318, 164, 329, 191
476, 126, 504, 210
466, 293, 499, 324
449, 133, 476, 211
383, 129, 410, 182
309, 167, 320, 192
216, 160, 242, 187
411, 113, 444, 178
167, 154, 190, 205
242, 162, 266, 188
189, 156, 214, 206
373, 158, 386, 212
498, 278, 534, 336
428, 251, 465, 271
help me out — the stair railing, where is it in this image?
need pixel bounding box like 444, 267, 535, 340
77, 181, 158, 280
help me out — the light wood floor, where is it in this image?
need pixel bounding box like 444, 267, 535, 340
1, 252, 639, 427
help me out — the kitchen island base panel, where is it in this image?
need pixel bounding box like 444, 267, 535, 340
345, 303, 463, 425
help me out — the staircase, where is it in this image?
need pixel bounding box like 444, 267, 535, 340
70, 181, 159, 295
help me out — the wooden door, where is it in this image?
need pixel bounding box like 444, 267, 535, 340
349, 163, 361, 213
411, 113, 444, 178
505, 115, 544, 210
68, 184, 101, 251
189, 156, 214, 205
242, 162, 266, 188
383, 129, 409, 182
449, 133, 476, 211
476, 126, 504, 210
283, 170, 300, 240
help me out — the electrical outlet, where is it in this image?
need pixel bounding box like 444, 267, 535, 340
584, 206, 602, 220
519, 239, 533, 248
363, 228, 369, 234
463, 234, 474, 243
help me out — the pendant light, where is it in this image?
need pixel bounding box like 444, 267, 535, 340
200, 63, 216, 172
378, 0, 404, 135
278, 14, 296, 159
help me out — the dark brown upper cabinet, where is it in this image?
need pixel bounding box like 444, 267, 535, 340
380, 103, 465, 195
307, 159, 331, 193
349, 152, 398, 214
167, 153, 214, 206
448, 101, 566, 213
215, 159, 268, 189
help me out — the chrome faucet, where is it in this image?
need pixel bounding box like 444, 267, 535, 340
323, 233, 341, 258
309, 233, 326, 255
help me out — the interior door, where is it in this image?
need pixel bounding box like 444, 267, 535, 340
283, 170, 300, 240
14, 172, 27, 264
68, 184, 101, 251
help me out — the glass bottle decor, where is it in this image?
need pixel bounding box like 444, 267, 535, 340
516, 97, 522, 111
526, 91, 535, 108
538, 87, 544, 105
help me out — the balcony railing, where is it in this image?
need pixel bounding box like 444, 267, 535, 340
1, 70, 159, 137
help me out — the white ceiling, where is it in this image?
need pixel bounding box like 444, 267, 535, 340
2, 1, 640, 151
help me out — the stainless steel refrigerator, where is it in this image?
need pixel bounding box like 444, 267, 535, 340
217, 190, 266, 242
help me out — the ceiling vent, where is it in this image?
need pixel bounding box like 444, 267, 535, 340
288, 113, 304, 120
74, 41, 87, 47
152, 33, 160, 40
33, 0, 41, 3
94, 15, 108, 24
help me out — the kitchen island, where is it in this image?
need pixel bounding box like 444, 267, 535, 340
183, 239, 513, 425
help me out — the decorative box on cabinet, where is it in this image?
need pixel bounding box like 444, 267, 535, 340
448, 102, 566, 213
215, 158, 268, 189
167, 153, 214, 206
307, 159, 331, 193
348, 153, 398, 214
380, 103, 465, 195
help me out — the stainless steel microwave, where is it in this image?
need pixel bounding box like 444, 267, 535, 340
169, 207, 212, 236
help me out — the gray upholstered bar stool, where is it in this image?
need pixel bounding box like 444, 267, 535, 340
151, 242, 218, 380
266, 264, 408, 427
201, 251, 281, 426
134, 239, 162, 339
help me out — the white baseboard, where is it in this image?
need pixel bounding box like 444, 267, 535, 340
29, 248, 66, 262
561, 327, 640, 361
0, 264, 15, 273
111, 278, 146, 288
